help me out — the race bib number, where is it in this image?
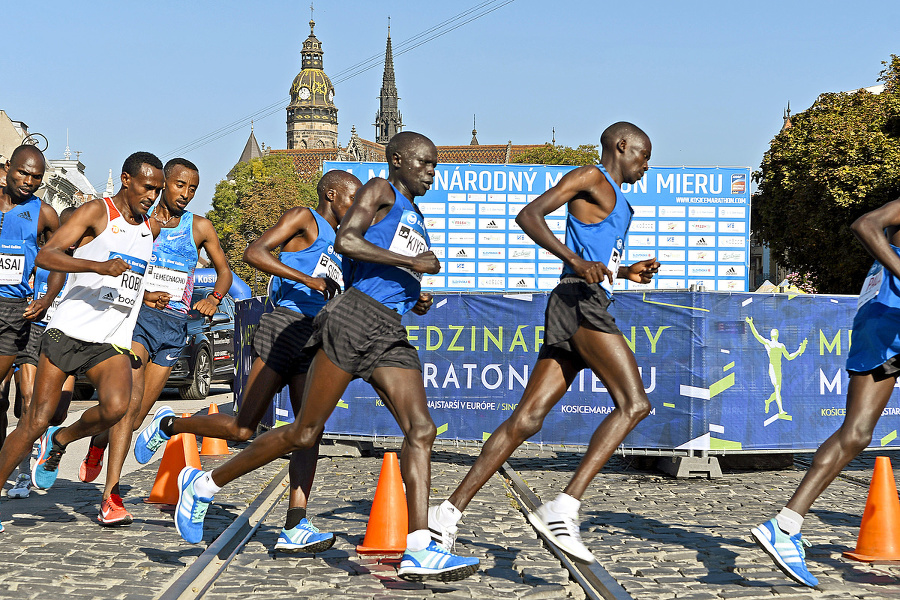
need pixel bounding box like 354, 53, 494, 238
99, 252, 147, 309
0, 242, 25, 285
145, 254, 190, 299
388, 210, 430, 282
858, 262, 883, 309
600, 237, 625, 295
40, 294, 63, 324
311, 247, 344, 289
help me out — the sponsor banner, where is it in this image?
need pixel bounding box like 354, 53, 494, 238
236, 291, 897, 452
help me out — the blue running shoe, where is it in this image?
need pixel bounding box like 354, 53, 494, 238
751, 518, 818, 587
397, 540, 479, 582
134, 405, 175, 464
32, 426, 65, 490
273, 518, 335, 553
175, 467, 213, 544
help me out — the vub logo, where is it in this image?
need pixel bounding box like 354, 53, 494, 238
328, 245, 334, 254
731, 174, 746, 194
406, 213, 418, 225
616, 238, 623, 250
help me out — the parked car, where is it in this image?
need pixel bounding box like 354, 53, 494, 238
74, 286, 236, 400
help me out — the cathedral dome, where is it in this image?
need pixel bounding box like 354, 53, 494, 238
289, 68, 335, 109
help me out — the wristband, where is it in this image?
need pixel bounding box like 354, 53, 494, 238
210, 290, 224, 302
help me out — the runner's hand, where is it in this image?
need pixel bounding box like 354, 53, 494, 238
23, 298, 50, 322
309, 276, 341, 300
570, 257, 613, 285
410, 251, 441, 274
193, 296, 218, 317
144, 291, 171, 309
97, 257, 131, 277
412, 292, 434, 315
624, 258, 660, 283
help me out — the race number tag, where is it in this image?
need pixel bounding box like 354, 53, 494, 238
857, 262, 883, 309
99, 252, 147, 309
388, 210, 430, 282
35, 277, 66, 324
311, 245, 344, 289
0, 242, 25, 285
145, 254, 190, 299
600, 237, 625, 295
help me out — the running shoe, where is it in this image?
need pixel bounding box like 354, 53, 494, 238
175, 467, 213, 544
79, 445, 105, 483
427, 504, 458, 551
8, 473, 31, 499
528, 501, 596, 563
32, 426, 65, 490
134, 405, 175, 464
751, 518, 818, 587
397, 540, 479, 582
273, 518, 335, 553
98, 494, 134, 527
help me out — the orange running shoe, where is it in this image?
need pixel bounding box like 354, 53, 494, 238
79, 445, 105, 483
98, 494, 133, 527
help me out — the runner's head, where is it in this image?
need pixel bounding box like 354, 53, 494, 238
161, 158, 199, 216
121, 151, 164, 216
316, 170, 362, 224
0, 163, 7, 187
599, 122, 651, 185
4, 145, 46, 201
385, 131, 437, 199
59, 205, 76, 226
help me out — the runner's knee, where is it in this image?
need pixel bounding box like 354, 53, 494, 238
508, 411, 544, 441
839, 422, 874, 454
405, 419, 437, 448
624, 395, 652, 423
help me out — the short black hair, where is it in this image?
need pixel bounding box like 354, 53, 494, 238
317, 170, 360, 199
164, 157, 199, 178
59, 206, 77, 224
9, 144, 45, 166
599, 122, 649, 152
122, 151, 163, 177
385, 131, 434, 163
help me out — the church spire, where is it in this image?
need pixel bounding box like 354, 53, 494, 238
374, 18, 403, 144
470, 115, 479, 145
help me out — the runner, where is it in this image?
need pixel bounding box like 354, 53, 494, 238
135, 169, 360, 548
428, 122, 659, 564
0, 151, 162, 532
76, 158, 231, 526
7, 206, 77, 499
751, 196, 900, 587
0, 147, 59, 450
171, 132, 480, 582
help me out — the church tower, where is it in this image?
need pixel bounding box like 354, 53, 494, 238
286, 16, 338, 149
374, 21, 402, 144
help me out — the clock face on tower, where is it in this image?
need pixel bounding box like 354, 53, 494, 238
299, 87, 310, 100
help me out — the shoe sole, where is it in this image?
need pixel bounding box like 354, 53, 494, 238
7, 489, 30, 499
80, 465, 102, 483
750, 526, 816, 587
397, 563, 478, 582
98, 515, 134, 527
527, 511, 596, 563
274, 535, 335, 554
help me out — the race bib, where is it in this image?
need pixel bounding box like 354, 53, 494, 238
35, 279, 65, 324
600, 237, 625, 295
0, 242, 25, 285
99, 252, 147, 309
145, 254, 190, 299
311, 247, 344, 288
388, 210, 430, 282
858, 262, 884, 309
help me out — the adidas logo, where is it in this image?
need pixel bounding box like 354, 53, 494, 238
515, 279, 527, 288
17, 211, 32, 221
696, 238, 708, 246
726, 267, 737, 275
485, 220, 498, 229
101, 290, 116, 302
455, 249, 468, 258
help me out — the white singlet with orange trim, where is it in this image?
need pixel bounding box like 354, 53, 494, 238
47, 197, 154, 347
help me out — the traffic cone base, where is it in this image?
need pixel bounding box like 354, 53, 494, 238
843, 456, 900, 561
145, 428, 201, 505
356, 452, 408, 555
200, 402, 230, 456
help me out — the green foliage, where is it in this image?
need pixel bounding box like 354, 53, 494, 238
207, 154, 319, 295
753, 55, 900, 294
512, 143, 599, 166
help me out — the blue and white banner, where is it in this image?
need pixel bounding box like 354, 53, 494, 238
235, 291, 900, 452
324, 162, 752, 293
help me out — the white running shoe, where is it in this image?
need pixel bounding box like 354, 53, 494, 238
8, 474, 31, 499
428, 504, 459, 551
528, 501, 596, 563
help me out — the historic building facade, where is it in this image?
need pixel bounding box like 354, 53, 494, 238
286, 19, 338, 150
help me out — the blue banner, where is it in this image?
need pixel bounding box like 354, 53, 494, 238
234, 292, 900, 452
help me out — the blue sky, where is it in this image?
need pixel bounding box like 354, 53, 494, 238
4, 0, 898, 215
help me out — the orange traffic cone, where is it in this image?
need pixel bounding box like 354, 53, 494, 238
145, 416, 202, 505
200, 403, 230, 456
356, 452, 408, 555
843, 456, 900, 561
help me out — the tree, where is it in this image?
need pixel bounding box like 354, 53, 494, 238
512, 143, 599, 166
207, 154, 318, 295
753, 55, 900, 294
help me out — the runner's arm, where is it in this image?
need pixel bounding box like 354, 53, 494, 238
37, 202, 60, 242
618, 257, 660, 283
851, 197, 900, 280
35, 200, 130, 276
243, 208, 325, 288
23, 270, 66, 321
194, 216, 234, 315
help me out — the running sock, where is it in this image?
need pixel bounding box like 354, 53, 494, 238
435, 500, 462, 527
775, 507, 803, 536
159, 416, 176, 437
551, 492, 581, 515
194, 471, 221, 498
285, 507, 307, 530
51, 429, 67, 450
406, 529, 431, 552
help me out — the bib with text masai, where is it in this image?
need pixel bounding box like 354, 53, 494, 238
0, 242, 25, 286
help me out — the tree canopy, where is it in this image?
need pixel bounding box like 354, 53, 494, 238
207, 154, 318, 295
512, 143, 599, 166
752, 55, 900, 294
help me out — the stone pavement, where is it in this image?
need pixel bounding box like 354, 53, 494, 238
2, 417, 899, 599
